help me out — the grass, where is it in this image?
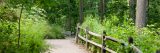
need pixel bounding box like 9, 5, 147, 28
80, 15, 160, 53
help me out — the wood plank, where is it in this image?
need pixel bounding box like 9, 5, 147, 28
77, 26, 142, 53
78, 34, 102, 48
105, 36, 127, 46
88, 31, 102, 38
78, 26, 101, 38
131, 45, 142, 53
78, 34, 117, 53
78, 26, 127, 46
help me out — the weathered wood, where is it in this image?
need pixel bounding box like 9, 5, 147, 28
78, 34, 102, 48
88, 30, 126, 46
128, 37, 142, 53
78, 34, 116, 53
101, 31, 106, 53
131, 45, 142, 53
78, 26, 102, 38
85, 34, 88, 48
75, 23, 80, 43
77, 26, 142, 53
85, 27, 89, 49
88, 31, 102, 38
78, 26, 127, 46
105, 36, 126, 46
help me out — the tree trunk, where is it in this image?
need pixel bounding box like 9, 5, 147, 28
79, 0, 83, 25
18, 4, 24, 48
100, 0, 105, 22
129, 0, 136, 23
90, 0, 94, 15
68, 0, 72, 31
136, 0, 148, 28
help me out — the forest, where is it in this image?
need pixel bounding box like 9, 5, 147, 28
0, 0, 160, 53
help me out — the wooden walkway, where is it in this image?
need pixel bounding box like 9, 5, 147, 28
45, 38, 90, 53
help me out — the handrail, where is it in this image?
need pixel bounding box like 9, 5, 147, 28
78, 34, 116, 53
75, 25, 142, 53
79, 26, 126, 45
131, 45, 142, 53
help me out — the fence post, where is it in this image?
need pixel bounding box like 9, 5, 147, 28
101, 31, 106, 53
128, 36, 133, 53
85, 27, 89, 49
128, 37, 142, 53
75, 23, 80, 43
156, 50, 160, 53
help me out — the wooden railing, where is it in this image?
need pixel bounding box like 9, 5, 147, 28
75, 24, 142, 53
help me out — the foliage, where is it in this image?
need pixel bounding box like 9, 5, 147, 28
0, 6, 18, 22
38, 0, 79, 31
1, 0, 160, 53
0, 6, 48, 53
148, 0, 160, 28
81, 16, 160, 53
45, 24, 65, 39
82, 15, 104, 34
0, 21, 18, 53
80, 0, 160, 52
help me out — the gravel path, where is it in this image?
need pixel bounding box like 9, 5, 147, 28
45, 38, 90, 53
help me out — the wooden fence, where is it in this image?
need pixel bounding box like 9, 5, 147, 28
75, 24, 142, 53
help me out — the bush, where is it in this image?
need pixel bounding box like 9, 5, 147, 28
0, 6, 48, 53
80, 15, 160, 53
45, 24, 65, 39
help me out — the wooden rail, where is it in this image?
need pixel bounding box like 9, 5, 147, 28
75, 24, 142, 53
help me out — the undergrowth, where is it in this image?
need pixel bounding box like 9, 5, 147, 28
45, 24, 65, 39
80, 15, 160, 53
0, 5, 66, 53
0, 6, 48, 53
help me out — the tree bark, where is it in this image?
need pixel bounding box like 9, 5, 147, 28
136, 0, 148, 28
129, 0, 136, 23
100, 0, 105, 22
68, 0, 72, 31
18, 4, 24, 48
79, 0, 83, 25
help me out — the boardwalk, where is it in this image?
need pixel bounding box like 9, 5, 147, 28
45, 38, 89, 53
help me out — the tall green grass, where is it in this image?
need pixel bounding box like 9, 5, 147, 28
81, 15, 160, 53
45, 24, 65, 39
0, 6, 48, 53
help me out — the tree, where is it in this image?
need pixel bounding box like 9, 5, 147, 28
136, 0, 148, 28
79, 0, 83, 24
17, 4, 23, 48
100, 0, 105, 22
129, 0, 136, 23
5, 0, 35, 48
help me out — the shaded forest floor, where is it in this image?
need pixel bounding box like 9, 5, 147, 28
45, 38, 90, 53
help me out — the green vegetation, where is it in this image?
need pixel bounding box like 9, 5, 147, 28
46, 24, 65, 39
0, 0, 67, 52
81, 15, 160, 53
0, 6, 48, 53
0, 0, 160, 53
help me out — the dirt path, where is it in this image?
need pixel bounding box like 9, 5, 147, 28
45, 38, 89, 53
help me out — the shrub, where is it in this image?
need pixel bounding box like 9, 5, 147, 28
45, 24, 65, 39
80, 15, 160, 53
0, 6, 48, 53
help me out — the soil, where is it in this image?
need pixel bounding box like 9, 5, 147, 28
45, 38, 90, 53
